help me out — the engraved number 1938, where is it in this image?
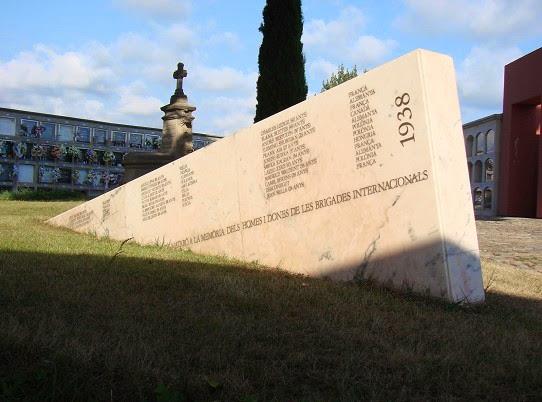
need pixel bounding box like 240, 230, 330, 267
395, 93, 415, 146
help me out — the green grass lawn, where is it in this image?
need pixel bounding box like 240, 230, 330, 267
1, 200, 541, 401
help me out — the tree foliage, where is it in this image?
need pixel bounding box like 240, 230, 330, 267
321, 64, 359, 92
254, 0, 308, 123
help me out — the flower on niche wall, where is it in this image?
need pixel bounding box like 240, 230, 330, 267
50, 145, 66, 160
10, 164, 18, 180
0, 141, 8, 158
51, 168, 61, 183
65, 146, 82, 162
14, 143, 27, 159
102, 171, 111, 189
31, 125, 45, 138
31, 145, 46, 160
153, 137, 161, 150
86, 149, 98, 164
72, 169, 80, 183
102, 151, 115, 166
86, 170, 98, 186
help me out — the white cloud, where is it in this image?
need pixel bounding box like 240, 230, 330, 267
457, 45, 523, 110
209, 110, 254, 135
191, 69, 257, 134
0, 44, 162, 125
108, 25, 197, 83
114, 33, 161, 63
309, 58, 337, 79
202, 95, 255, 112
197, 94, 256, 135
0, 45, 113, 94
87, 42, 114, 68
191, 66, 257, 94
303, 6, 365, 48
303, 6, 396, 69
91, 26, 198, 92
117, 83, 163, 117
207, 32, 243, 52
0, 30, 255, 132
2, 91, 110, 123
349, 36, 398, 65
398, 0, 542, 39
113, 0, 191, 20
83, 100, 107, 117
0, 7, 257, 133
159, 23, 198, 51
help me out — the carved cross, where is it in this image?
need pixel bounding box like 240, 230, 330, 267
173, 62, 187, 97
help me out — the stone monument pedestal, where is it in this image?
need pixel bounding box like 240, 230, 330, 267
122, 152, 177, 183
123, 63, 195, 183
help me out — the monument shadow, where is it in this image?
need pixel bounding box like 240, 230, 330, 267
1, 247, 541, 400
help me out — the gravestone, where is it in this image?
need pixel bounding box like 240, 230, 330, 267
48, 50, 485, 303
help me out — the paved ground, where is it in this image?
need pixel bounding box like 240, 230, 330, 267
476, 218, 542, 272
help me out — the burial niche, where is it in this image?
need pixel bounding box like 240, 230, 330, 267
474, 160, 483, 182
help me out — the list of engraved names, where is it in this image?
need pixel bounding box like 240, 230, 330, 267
179, 164, 197, 207
68, 209, 92, 229
141, 175, 175, 222
102, 198, 110, 222
349, 85, 381, 169
260, 111, 317, 199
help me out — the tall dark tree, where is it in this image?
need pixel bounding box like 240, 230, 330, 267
254, 0, 308, 123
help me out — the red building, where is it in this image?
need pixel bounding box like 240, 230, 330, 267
464, 48, 542, 218
499, 47, 542, 218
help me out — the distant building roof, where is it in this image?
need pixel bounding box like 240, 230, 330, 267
0, 106, 223, 139
463, 113, 502, 129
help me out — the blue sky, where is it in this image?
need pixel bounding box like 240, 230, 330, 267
0, 0, 540, 135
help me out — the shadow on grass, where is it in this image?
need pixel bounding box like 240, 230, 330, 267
1, 249, 541, 401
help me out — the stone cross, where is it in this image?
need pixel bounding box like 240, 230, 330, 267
173, 62, 187, 98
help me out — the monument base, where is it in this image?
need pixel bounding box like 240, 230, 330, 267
122, 152, 176, 183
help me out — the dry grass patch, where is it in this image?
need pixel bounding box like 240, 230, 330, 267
482, 259, 542, 301
1, 200, 541, 401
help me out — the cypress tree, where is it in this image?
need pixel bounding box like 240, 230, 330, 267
254, 0, 308, 123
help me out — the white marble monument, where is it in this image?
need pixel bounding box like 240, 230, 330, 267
48, 49, 485, 303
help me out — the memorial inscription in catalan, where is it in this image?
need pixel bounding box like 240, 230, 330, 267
48, 50, 485, 303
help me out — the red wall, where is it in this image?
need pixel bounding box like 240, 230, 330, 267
499, 48, 542, 218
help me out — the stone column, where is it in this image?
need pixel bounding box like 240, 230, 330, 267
122, 62, 196, 183
160, 96, 195, 158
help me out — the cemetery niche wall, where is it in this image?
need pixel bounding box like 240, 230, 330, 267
0, 107, 220, 196
48, 50, 485, 303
